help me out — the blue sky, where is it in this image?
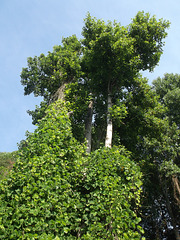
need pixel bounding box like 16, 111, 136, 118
0, 0, 180, 152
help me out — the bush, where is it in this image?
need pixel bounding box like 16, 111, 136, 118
0, 100, 143, 239
77, 146, 144, 239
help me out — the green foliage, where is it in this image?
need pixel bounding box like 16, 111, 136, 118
0, 152, 16, 180
113, 75, 166, 152
80, 146, 143, 239
153, 73, 180, 126
21, 35, 81, 99
160, 161, 180, 177
81, 12, 170, 149
152, 73, 180, 198
0, 100, 143, 239
21, 12, 170, 145
109, 73, 180, 238
64, 81, 91, 143
82, 13, 136, 95
21, 35, 82, 125
27, 101, 48, 125
82, 11, 170, 94
13, 11, 175, 238
129, 11, 170, 71
0, 100, 85, 239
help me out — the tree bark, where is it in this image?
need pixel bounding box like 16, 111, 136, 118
172, 175, 180, 207
105, 93, 113, 148
162, 179, 180, 240
85, 99, 93, 154
50, 83, 68, 103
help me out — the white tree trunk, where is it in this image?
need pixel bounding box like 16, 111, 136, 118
85, 99, 93, 153
105, 94, 113, 148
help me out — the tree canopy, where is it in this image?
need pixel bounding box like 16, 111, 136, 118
21, 11, 170, 149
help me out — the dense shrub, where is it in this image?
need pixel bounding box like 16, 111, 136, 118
78, 147, 143, 239
0, 100, 143, 239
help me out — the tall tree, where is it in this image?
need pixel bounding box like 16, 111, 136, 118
21, 12, 170, 151
81, 11, 170, 148
9, 11, 180, 239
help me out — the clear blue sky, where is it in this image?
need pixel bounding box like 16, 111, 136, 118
0, 0, 180, 152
